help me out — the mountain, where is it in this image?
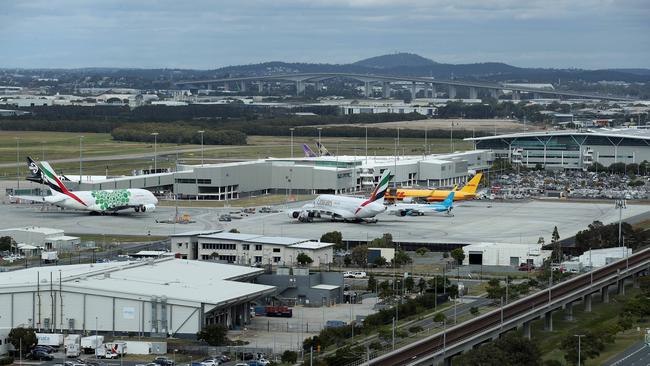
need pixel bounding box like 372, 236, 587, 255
353, 52, 437, 69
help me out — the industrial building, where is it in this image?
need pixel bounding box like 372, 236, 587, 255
577, 247, 633, 268
69, 150, 492, 200
0, 227, 80, 252
461, 242, 552, 267
171, 231, 334, 267
256, 269, 343, 306
0, 258, 275, 336
466, 128, 650, 170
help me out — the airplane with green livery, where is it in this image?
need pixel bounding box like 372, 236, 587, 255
13, 157, 158, 215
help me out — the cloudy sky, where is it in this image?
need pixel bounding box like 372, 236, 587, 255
1, 0, 648, 69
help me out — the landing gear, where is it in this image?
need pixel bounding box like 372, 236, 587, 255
135, 206, 140, 213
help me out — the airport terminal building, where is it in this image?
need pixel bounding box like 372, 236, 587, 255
71, 151, 492, 200
466, 128, 650, 170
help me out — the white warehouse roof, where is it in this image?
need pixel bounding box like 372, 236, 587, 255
0, 258, 274, 309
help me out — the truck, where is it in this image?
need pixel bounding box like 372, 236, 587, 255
117, 340, 167, 355
265, 306, 292, 318
96, 342, 127, 358
64, 335, 81, 358
41, 251, 58, 263
35, 333, 64, 347
81, 335, 104, 354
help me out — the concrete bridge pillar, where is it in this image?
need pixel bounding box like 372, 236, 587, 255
564, 302, 574, 321
533, 93, 542, 99
315, 81, 322, 92
239, 81, 247, 92
522, 321, 531, 339
365, 81, 372, 98
584, 293, 592, 312
411, 82, 418, 99
601, 285, 610, 303
512, 90, 520, 101
443, 356, 453, 366
257, 82, 264, 93
469, 87, 478, 99
544, 311, 553, 332
223, 82, 230, 91
618, 278, 626, 296
490, 89, 499, 99
430, 83, 437, 98
295, 80, 305, 96
633, 273, 641, 289
382, 82, 391, 98
449, 85, 457, 99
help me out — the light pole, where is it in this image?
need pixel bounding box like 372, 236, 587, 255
42, 141, 46, 161
79, 136, 84, 183
95, 316, 98, 359
317, 128, 322, 156
365, 126, 368, 163
575, 334, 585, 366
151, 132, 159, 172
616, 199, 627, 247
15, 137, 20, 190
290, 128, 295, 158
198, 130, 205, 166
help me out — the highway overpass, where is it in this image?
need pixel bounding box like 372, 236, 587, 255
360, 247, 650, 366
174, 72, 634, 101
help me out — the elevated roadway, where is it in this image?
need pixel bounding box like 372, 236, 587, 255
364, 247, 650, 366
175, 72, 634, 101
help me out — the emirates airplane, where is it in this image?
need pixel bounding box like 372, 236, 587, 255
14, 157, 158, 215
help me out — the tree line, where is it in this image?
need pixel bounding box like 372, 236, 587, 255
111, 123, 247, 145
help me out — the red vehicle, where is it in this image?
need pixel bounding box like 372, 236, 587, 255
518, 263, 535, 271
265, 306, 293, 318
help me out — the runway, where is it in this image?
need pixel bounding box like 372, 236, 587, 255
1, 199, 647, 245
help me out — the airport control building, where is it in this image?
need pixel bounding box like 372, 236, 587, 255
69, 150, 491, 200
466, 128, 650, 170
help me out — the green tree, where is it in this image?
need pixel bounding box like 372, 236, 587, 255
373, 256, 387, 267
433, 312, 446, 323
343, 255, 352, 266
551, 226, 561, 262
416, 247, 429, 256
8, 327, 37, 356
404, 276, 415, 293
393, 250, 412, 267
320, 231, 343, 249
470, 306, 479, 316
351, 245, 368, 267
417, 278, 427, 293
560, 332, 603, 365
367, 274, 377, 292
281, 350, 298, 364
639, 276, 650, 296
451, 248, 466, 265
486, 278, 506, 300
0, 236, 12, 252
296, 253, 313, 265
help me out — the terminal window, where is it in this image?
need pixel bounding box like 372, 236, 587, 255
255, 245, 263, 251
273, 248, 281, 253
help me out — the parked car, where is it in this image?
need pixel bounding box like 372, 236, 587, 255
518, 263, 535, 271
259, 206, 272, 213
218, 355, 230, 363
353, 271, 367, 278
153, 357, 175, 366
33, 345, 56, 353
29, 350, 54, 361
218, 214, 232, 222
200, 358, 221, 366
343, 271, 354, 278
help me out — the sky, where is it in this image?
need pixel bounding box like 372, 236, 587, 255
0, 0, 648, 70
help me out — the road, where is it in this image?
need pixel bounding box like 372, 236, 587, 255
604, 340, 649, 366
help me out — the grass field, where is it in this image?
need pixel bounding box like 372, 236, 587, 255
0, 131, 473, 178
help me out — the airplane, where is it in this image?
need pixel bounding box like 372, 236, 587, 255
288, 169, 392, 223
385, 172, 483, 202
302, 144, 317, 158
316, 142, 332, 156
13, 157, 158, 215
386, 191, 455, 217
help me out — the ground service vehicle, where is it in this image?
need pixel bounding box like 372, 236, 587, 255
265, 306, 292, 317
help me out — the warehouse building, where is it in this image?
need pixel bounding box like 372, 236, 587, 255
171, 231, 334, 267
461, 242, 552, 267
466, 128, 650, 170
0, 227, 80, 252
0, 258, 275, 337
67, 150, 491, 200
577, 247, 632, 268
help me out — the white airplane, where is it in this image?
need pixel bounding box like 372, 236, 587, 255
14, 157, 158, 215
287, 170, 391, 223
386, 191, 455, 217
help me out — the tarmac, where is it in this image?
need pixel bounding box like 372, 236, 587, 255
0, 199, 648, 245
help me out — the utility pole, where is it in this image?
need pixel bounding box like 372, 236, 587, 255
15, 137, 20, 190
151, 132, 159, 172
290, 128, 295, 158
317, 127, 322, 156
198, 130, 205, 165
575, 334, 585, 366
79, 136, 84, 184
616, 199, 626, 247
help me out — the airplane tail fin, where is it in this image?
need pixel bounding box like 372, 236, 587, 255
26, 157, 45, 185
302, 144, 317, 158
442, 191, 455, 207
460, 173, 483, 194
37, 160, 70, 194
316, 142, 332, 156
363, 170, 392, 206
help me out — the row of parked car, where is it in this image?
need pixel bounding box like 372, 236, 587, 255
343, 271, 367, 278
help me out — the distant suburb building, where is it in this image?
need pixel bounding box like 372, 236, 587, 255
0, 227, 80, 252
466, 128, 650, 170
171, 231, 335, 267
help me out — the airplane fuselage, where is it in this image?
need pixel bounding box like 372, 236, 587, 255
44, 188, 158, 213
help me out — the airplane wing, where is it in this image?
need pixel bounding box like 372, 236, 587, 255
10, 195, 66, 204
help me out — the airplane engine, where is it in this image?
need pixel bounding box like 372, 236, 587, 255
289, 210, 301, 219
397, 210, 407, 217
141, 204, 156, 212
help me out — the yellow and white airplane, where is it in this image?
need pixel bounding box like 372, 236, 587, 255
386, 173, 483, 202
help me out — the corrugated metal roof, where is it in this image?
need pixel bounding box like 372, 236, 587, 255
289, 241, 334, 249
247, 236, 308, 245
466, 128, 650, 142
199, 232, 263, 241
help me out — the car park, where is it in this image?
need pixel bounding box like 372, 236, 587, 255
153, 357, 175, 366
200, 358, 221, 366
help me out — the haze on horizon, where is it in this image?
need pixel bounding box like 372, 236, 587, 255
0, 0, 648, 70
